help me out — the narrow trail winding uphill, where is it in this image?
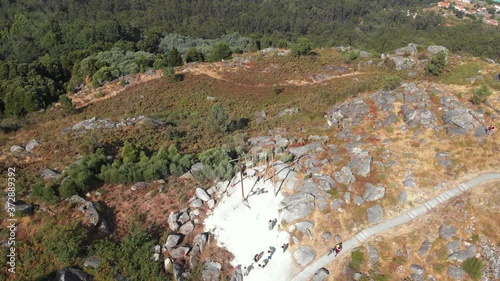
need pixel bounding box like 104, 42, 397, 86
291, 172, 500, 281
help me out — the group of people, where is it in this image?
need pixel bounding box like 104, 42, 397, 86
242, 245, 280, 276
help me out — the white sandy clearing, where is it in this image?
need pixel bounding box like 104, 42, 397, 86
204, 173, 299, 281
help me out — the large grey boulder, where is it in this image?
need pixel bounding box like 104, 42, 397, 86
130, 181, 150, 191
280, 193, 315, 223
419, 239, 430, 256
193, 233, 209, 252
179, 221, 195, 235
25, 139, 40, 152
349, 155, 372, 177
164, 234, 182, 249
295, 220, 314, 238
368, 244, 379, 264
322, 232, 331, 242
173, 263, 185, 281
446, 240, 460, 255
448, 245, 476, 262
55, 267, 93, 281
10, 145, 24, 154
398, 190, 407, 203
410, 273, 425, 281
177, 212, 190, 225
83, 256, 101, 269
442, 108, 478, 135
164, 258, 172, 272
439, 224, 456, 240
202, 261, 221, 281
40, 168, 61, 180
168, 212, 180, 231
190, 199, 203, 208
363, 183, 385, 202
196, 188, 211, 201
411, 264, 425, 275
311, 268, 330, 281
354, 196, 365, 206
367, 205, 384, 224
79, 201, 100, 226
293, 246, 316, 266
334, 166, 355, 185
447, 266, 465, 280
395, 43, 418, 55
427, 46, 447, 54
391, 56, 414, 70
330, 199, 344, 210
169, 246, 191, 259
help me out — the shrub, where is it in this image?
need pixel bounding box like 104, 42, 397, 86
344, 50, 360, 63
39, 221, 87, 264
462, 258, 482, 280
59, 95, 77, 114
471, 85, 492, 105
383, 75, 402, 90
426, 51, 447, 76
291, 38, 313, 57
273, 85, 284, 95
209, 104, 229, 133
59, 149, 107, 197
163, 66, 183, 82
209, 42, 233, 61
350, 250, 365, 271
198, 147, 236, 181
167, 47, 183, 67
185, 47, 204, 63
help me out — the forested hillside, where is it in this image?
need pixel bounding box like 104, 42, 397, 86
0, 0, 499, 119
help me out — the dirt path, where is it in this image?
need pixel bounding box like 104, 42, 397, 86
290, 172, 500, 281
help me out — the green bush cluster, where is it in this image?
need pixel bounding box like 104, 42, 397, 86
383, 75, 402, 90
158, 32, 251, 58
88, 225, 165, 281
462, 258, 482, 280
100, 143, 194, 184
426, 51, 447, 76
59, 149, 107, 198
350, 250, 365, 271
197, 147, 237, 181
471, 85, 492, 105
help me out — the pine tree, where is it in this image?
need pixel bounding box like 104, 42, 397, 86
168, 47, 183, 67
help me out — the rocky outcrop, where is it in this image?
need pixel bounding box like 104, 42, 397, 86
367, 205, 384, 224
164, 234, 182, 249
439, 224, 456, 240
280, 193, 315, 223
25, 139, 40, 152
363, 183, 385, 202
63, 116, 165, 134
293, 246, 316, 266
83, 256, 101, 269
40, 169, 61, 180
447, 266, 465, 280
196, 188, 211, 201
202, 261, 221, 281
311, 268, 329, 281
131, 181, 150, 191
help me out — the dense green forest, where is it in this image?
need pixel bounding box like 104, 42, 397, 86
0, 0, 499, 118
